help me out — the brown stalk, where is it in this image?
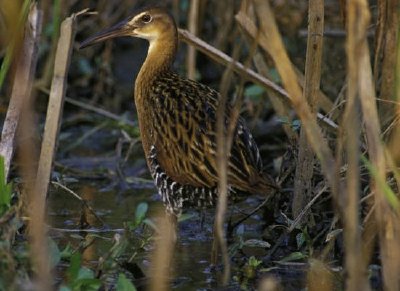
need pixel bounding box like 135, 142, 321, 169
349, 0, 400, 289
178, 28, 338, 132
35, 13, 77, 203
234, 11, 334, 117
14, 4, 50, 290
373, 0, 386, 86
375, 0, 398, 128
149, 214, 175, 291
387, 27, 400, 164
186, 0, 200, 79
214, 36, 245, 285
238, 1, 296, 140
178, 28, 289, 101
214, 0, 235, 51
292, 0, 324, 220
307, 259, 333, 291
0, 3, 32, 180
342, 0, 366, 288
253, 53, 297, 140
251, 0, 336, 192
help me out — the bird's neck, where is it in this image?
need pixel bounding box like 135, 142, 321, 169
134, 31, 178, 158
136, 32, 177, 90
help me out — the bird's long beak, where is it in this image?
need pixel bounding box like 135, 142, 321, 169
79, 18, 132, 49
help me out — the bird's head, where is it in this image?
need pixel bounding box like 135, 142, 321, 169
80, 7, 177, 49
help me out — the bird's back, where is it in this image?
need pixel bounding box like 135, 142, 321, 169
137, 71, 275, 213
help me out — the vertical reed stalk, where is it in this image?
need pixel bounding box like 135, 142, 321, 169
292, 0, 324, 220
35, 13, 76, 204
214, 43, 241, 286
187, 0, 200, 79
376, 0, 398, 128
341, 0, 368, 289
387, 3, 400, 163
149, 214, 175, 291
347, 0, 400, 289
252, 0, 336, 191
16, 4, 51, 290
0, 0, 32, 180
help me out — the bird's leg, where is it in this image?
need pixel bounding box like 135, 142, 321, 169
200, 208, 206, 230
166, 212, 178, 246
211, 218, 219, 265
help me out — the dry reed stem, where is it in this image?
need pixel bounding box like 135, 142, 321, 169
186, 0, 200, 79
0, 2, 33, 180
292, 0, 324, 220
35, 14, 76, 203
63, 96, 136, 127
373, 0, 385, 86
178, 28, 338, 131
376, 0, 398, 128
343, 0, 367, 288
307, 259, 334, 291
251, 0, 337, 191
359, 32, 399, 291
234, 11, 334, 117
252, 53, 297, 140
238, 1, 296, 141
258, 276, 281, 291
14, 4, 51, 290
388, 31, 400, 163
149, 214, 175, 291
348, 0, 400, 289
178, 28, 288, 100
213, 40, 246, 285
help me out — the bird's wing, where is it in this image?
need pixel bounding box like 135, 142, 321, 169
149, 74, 269, 192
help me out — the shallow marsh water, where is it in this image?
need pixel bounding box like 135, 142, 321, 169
47, 182, 225, 290
47, 177, 314, 290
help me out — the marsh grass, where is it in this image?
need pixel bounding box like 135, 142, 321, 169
0, 0, 399, 290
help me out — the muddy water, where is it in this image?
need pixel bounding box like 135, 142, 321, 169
47, 182, 230, 290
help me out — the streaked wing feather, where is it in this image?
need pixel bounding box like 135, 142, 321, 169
149, 72, 266, 191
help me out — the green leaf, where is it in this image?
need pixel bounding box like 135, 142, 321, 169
325, 229, 343, 242
243, 239, 270, 248
143, 218, 158, 231
236, 224, 245, 236
116, 273, 137, 291
71, 268, 101, 291
268, 68, 281, 83
0, 155, 12, 214
78, 57, 94, 75
60, 244, 74, 260
134, 202, 148, 226
248, 256, 262, 268
67, 252, 81, 282
77, 267, 95, 280
245, 84, 265, 101
177, 212, 196, 222
361, 155, 400, 209
296, 232, 306, 248
72, 278, 101, 291
291, 120, 301, 131
48, 237, 61, 269
278, 251, 308, 263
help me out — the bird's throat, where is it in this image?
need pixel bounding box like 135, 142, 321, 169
136, 33, 177, 88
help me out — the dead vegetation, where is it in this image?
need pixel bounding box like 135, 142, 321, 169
0, 0, 399, 290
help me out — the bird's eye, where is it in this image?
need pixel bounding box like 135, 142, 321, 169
141, 14, 152, 23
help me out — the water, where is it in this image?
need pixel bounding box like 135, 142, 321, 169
47, 181, 235, 290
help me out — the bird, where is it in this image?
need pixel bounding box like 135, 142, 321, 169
80, 6, 277, 216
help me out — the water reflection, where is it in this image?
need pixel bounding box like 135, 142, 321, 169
47, 182, 226, 290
